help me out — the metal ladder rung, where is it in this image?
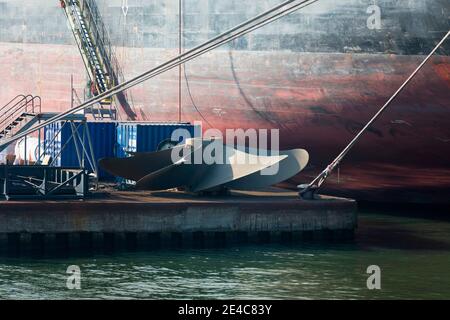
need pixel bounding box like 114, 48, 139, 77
63, 0, 123, 120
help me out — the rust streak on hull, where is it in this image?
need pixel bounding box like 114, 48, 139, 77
1, 43, 449, 203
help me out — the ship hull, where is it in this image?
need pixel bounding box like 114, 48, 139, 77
1, 42, 449, 203
0, 0, 449, 203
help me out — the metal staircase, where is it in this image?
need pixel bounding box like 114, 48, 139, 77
60, 0, 135, 120
0, 95, 41, 153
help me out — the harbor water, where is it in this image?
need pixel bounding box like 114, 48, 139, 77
0, 211, 449, 300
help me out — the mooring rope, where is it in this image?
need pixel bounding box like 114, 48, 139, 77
299, 29, 450, 199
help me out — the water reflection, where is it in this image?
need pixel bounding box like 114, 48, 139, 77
0, 213, 449, 299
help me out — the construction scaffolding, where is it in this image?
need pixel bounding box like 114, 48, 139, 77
0, 165, 88, 200
0, 101, 97, 200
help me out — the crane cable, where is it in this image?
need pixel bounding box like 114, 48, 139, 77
0, 0, 319, 149
299, 29, 450, 199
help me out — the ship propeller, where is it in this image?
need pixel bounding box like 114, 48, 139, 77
99, 139, 309, 193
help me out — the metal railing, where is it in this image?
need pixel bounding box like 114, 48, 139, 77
1, 164, 88, 200
62, 0, 132, 120
69, 0, 108, 94
82, 0, 127, 91
0, 95, 41, 138
0, 94, 27, 116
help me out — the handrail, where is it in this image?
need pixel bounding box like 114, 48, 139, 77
66, 1, 104, 93
87, 0, 127, 95
0, 94, 28, 116
23, 95, 42, 114
30, 95, 42, 114
74, 86, 96, 119
85, 0, 132, 118
0, 95, 32, 118
79, 1, 130, 101
0, 95, 33, 124
61, 0, 132, 120
0, 95, 34, 120
0, 95, 41, 135
82, 0, 115, 91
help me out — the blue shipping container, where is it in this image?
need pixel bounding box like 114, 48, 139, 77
116, 122, 201, 158
44, 122, 117, 180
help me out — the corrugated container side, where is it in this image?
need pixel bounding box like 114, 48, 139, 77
44, 122, 116, 181
136, 124, 197, 153
116, 122, 199, 157
46, 122, 200, 183
116, 123, 138, 158
86, 122, 116, 181
43, 122, 62, 166
115, 122, 200, 186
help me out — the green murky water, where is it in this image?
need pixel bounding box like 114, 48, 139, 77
0, 212, 449, 299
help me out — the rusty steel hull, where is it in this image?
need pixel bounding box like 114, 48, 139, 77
1, 0, 449, 203
1, 42, 449, 203
178, 53, 450, 204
